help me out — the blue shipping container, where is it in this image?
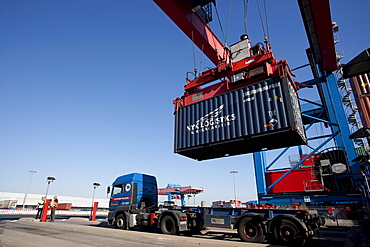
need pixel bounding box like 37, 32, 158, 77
174, 76, 307, 161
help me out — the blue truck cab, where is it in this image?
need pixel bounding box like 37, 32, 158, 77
109, 173, 157, 212
107, 173, 197, 233
108, 173, 158, 226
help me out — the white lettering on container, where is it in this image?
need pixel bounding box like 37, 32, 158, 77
186, 105, 236, 134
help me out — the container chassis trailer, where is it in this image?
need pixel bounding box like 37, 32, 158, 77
107, 173, 323, 246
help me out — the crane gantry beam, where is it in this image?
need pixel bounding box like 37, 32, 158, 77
298, 0, 338, 73
153, 0, 228, 66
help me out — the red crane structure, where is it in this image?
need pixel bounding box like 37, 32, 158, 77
154, 0, 307, 161
154, 0, 295, 112
154, 0, 369, 208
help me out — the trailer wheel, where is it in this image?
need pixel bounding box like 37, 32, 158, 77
237, 217, 265, 243
271, 217, 306, 247
319, 216, 326, 226
160, 215, 178, 235
115, 214, 126, 229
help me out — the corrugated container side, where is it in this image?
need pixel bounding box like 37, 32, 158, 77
349, 73, 370, 128
57, 203, 72, 210
265, 168, 320, 193
174, 76, 307, 161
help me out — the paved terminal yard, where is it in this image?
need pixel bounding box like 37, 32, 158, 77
0, 218, 281, 247
1, 215, 369, 247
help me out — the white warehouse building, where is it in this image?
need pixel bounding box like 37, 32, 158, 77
0, 192, 109, 209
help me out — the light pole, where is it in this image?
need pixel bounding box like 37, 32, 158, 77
90, 182, 100, 219
22, 171, 37, 209
45, 177, 56, 200
230, 171, 238, 207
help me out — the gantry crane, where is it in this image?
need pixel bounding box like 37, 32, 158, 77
158, 184, 204, 206
153, 0, 369, 207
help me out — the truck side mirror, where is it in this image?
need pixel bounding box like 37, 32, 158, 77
107, 186, 111, 195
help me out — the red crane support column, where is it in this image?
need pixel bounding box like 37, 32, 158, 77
90, 202, 99, 221
40, 199, 51, 222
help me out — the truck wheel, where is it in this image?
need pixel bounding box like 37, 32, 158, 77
319, 216, 326, 226
115, 214, 126, 229
160, 215, 178, 235
237, 217, 265, 243
271, 217, 306, 247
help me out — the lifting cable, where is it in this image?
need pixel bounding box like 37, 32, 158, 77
243, 0, 249, 35
189, 13, 197, 78
263, 0, 271, 43
225, 0, 233, 46
188, 12, 199, 79
214, 3, 226, 45
189, 2, 222, 79
256, 0, 270, 43
191, 29, 199, 78
191, 10, 213, 78
190, 11, 208, 78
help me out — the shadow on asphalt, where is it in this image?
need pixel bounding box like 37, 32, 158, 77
90, 222, 112, 228
87, 221, 370, 247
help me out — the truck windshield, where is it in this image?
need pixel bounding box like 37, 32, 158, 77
112, 185, 123, 197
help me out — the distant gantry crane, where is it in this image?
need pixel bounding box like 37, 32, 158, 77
158, 184, 204, 206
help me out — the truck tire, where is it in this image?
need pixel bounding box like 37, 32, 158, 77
319, 216, 326, 226
237, 217, 265, 243
115, 214, 126, 229
160, 215, 178, 235
270, 216, 306, 247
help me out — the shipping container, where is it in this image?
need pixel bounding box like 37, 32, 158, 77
349, 73, 370, 128
301, 154, 320, 167
265, 168, 323, 194
0, 200, 17, 209
57, 203, 72, 210
174, 76, 307, 161
212, 200, 225, 208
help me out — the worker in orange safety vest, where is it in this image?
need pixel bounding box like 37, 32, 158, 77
50, 196, 58, 222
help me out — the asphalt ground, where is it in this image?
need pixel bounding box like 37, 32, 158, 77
0, 215, 368, 247
0, 214, 106, 221
0, 218, 282, 247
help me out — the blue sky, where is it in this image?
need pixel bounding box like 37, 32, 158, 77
0, 0, 369, 206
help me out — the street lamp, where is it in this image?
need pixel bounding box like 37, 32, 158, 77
230, 171, 238, 207
22, 171, 37, 209
90, 182, 100, 220
45, 177, 56, 200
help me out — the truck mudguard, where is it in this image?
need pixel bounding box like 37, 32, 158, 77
268, 214, 308, 246
159, 210, 189, 232
234, 212, 265, 230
